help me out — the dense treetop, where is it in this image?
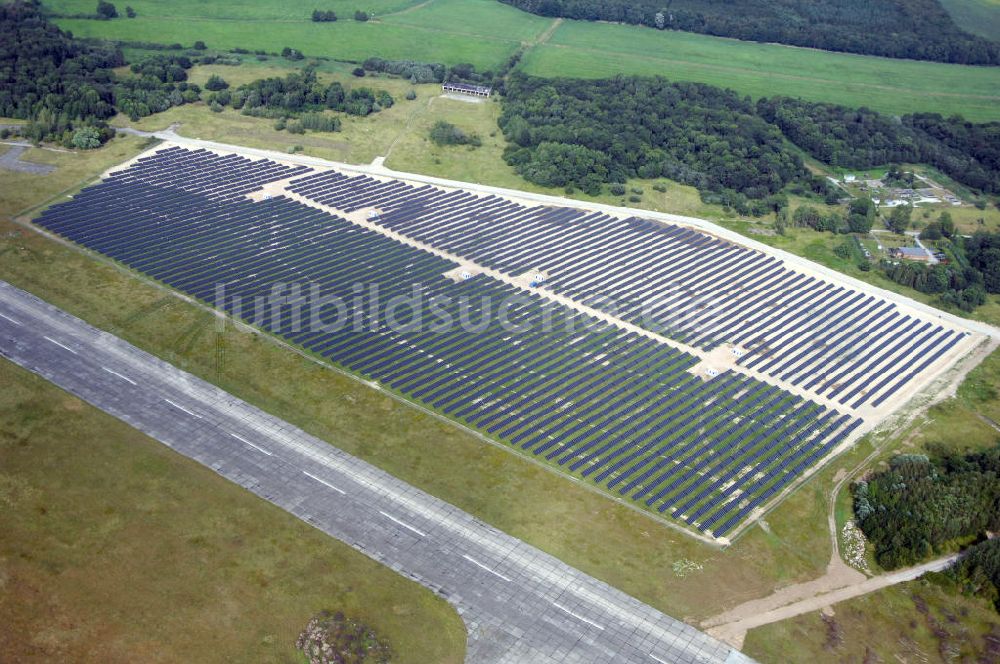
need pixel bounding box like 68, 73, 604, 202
853, 445, 1000, 569
0, 0, 120, 131
499, 0, 1000, 65
499, 74, 805, 202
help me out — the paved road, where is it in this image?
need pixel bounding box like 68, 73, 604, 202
0, 143, 56, 174
0, 281, 751, 664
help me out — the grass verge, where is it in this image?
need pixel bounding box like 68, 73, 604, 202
0, 359, 467, 663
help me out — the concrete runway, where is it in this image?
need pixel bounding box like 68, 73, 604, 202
0, 280, 752, 664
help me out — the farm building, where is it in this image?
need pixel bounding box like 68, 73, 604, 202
442, 82, 492, 97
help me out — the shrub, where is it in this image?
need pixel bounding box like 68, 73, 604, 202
628, 194, 641, 203
353, 10, 369, 21
96, 1, 117, 19
609, 183, 626, 196
204, 75, 229, 91
209, 101, 223, 113
311, 9, 337, 21
351, 67, 366, 77
286, 120, 305, 134
125, 5, 135, 17
193, 40, 207, 50
429, 120, 480, 147
405, 89, 416, 101
71, 126, 102, 149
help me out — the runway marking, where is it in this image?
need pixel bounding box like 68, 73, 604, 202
552, 602, 606, 631
230, 432, 272, 456
462, 554, 512, 582
163, 398, 200, 418
43, 336, 76, 354
0, 312, 22, 325
379, 510, 427, 537
302, 471, 346, 494
649, 655, 669, 664
102, 367, 137, 385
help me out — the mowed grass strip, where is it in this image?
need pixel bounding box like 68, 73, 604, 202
520, 20, 1000, 121
0, 359, 466, 664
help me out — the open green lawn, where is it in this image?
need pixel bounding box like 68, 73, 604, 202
46, 0, 1000, 120
520, 20, 1000, 121
50, 0, 547, 70
939, 0, 1000, 40
0, 359, 467, 663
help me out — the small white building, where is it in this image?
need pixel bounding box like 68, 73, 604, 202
442, 82, 492, 98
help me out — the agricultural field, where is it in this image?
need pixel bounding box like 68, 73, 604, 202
45, 0, 1000, 121
0, 359, 466, 663
519, 20, 1000, 121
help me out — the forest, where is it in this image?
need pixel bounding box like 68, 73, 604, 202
0, 0, 120, 144
852, 445, 1000, 570
499, 74, 806, 206
939, 538, 1000, 613
499, 0, 1000, 65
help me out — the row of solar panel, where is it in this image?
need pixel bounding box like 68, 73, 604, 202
34, 152, 862, 536
286, 168, 965, 409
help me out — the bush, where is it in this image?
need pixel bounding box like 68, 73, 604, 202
125, 5, 135, 17
608, 183, 626, 196
429, 120, 480, 147
273, 118, 286, 130
299, 112, 341, 132
96, 1, 117, 19
311, 9, 337, 21
281, 47, 304, 61
204, 74, 229, 91
351, 67, 366, 77
628, 194, 642, 203
353, 10, 369, 21
652, 183, 667, 192
209, 101, 223, 113
405, 89, 416, 101
193, 40, 207, 50
71, 126, 103, 149
286, 120, 305, 134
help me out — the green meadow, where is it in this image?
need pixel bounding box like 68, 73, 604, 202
47, 0, 1000, 120
521, 20, 1000, 121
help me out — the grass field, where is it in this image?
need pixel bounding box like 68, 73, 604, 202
50, 0, 548, 70
46, 0, 1000, 121
520, 20, 1000, 121
0, 359, 466, 663
939, 0, 1000, 40
743, 577, 1000, 662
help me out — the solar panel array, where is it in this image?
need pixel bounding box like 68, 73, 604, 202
35, 147, 885, 538
287, 171, 967, 410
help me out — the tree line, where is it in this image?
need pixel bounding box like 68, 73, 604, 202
853, 445, 1000, 569
498, 0, 1000, 65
